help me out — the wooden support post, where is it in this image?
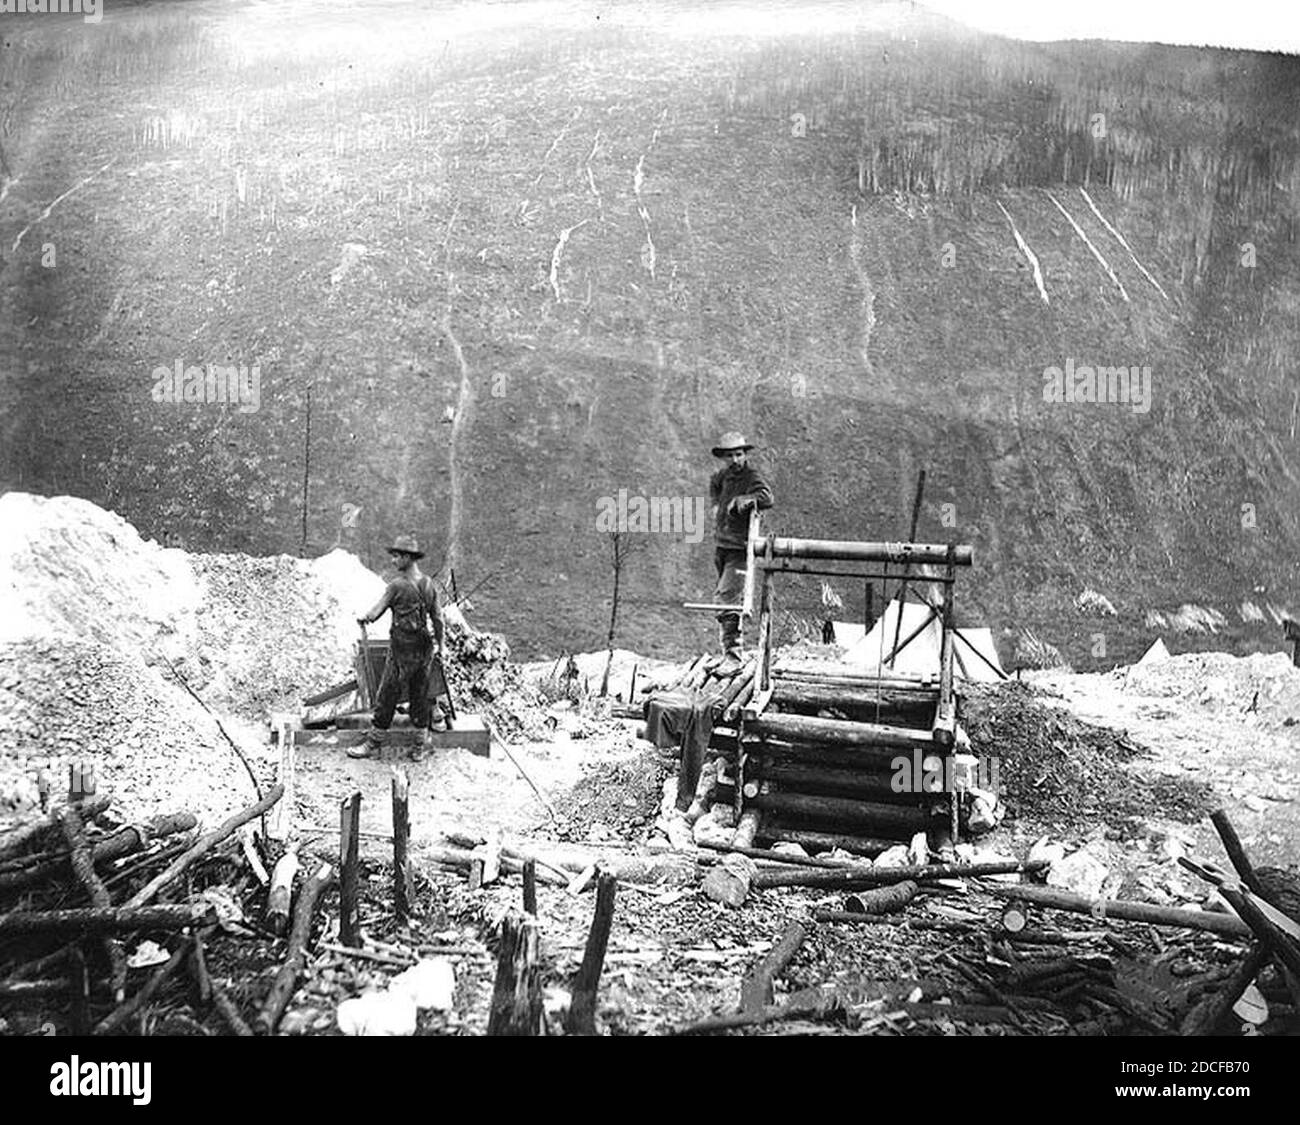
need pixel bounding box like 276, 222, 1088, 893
339, 791, 362, 947
522, 858, 538, 915
756, 552, 774, 692
392, 769, 413, 919
488, 911, 543, 1036
566, 872, 617, 1036
468, 858, 484, 890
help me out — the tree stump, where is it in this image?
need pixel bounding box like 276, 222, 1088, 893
487, 911, 543, 1036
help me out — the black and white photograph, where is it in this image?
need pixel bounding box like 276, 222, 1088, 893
0, 0, 1297, 1087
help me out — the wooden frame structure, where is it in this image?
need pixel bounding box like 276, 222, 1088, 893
687, 520, 978, 853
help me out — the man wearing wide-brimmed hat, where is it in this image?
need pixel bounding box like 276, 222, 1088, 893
709, 432, 774, 673
351, 534, 449, 759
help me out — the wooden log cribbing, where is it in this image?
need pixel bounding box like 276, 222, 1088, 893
982, 884, 1252, 938
740, 921, 807, 1013
754, 859, 1048, 892
338, 790, 362, 946
488, 910, 544, 1036
747, 761, 946, 801
125, 784, 284, 908
766, 538, 973, 567
750, 789, 937, 835
770, 680, 938, 714
714, 663, 756, 718
56, 803, 127, 1002
775, 666, 941, 691
392, 771, 414, 920
256, 862, 335, 1035
1180, 944, 1273, 1035
0, 811, 197, 891
844, 881, 919, 915
566, 872, 617, 1035
756, 825, 897, 858
747, 712, 938, 752
0, 903, 212, 937
0, 794, 113, 861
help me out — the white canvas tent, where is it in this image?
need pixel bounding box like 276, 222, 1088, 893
840, 600, 1006, 682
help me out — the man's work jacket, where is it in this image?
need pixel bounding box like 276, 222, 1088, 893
709, 464, 774, 550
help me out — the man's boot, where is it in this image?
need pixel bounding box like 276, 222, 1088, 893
348, 728, 383, 759
717, 617, 743, 675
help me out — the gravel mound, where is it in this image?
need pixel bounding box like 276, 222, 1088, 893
1123, 650, 1300, 723
962, 681, 1214, 832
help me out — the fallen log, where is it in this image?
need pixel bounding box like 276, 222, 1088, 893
0, 903, 212, 937
697, 840, 868, 871
57, 803, 127, 1002
1210, 808, 1265, 897
844, 881, 918, 915
757, 825, 896, 858
266, 849, 298, 937
488, 910, 543, 1036
0, 812, 197, 891
190, 930, 254, 1037
566, 873, 617, 1035
982, 884, 1252, 938
125, 785, 284, 909
754, 859, 1047, 892
255, 861, 335, 1035
740, 921, 807, 1013
0, 794, 112, 861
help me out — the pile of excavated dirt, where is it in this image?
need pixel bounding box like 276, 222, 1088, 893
552, 739, 671, 842
961, 681, 1215, 834
0, 492, 554, 828
0, 636, 269, 828
1122, 650, 1300, 724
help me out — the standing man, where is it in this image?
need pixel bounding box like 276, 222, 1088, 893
709, 432, 774, 673
351, 534, 449, 760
